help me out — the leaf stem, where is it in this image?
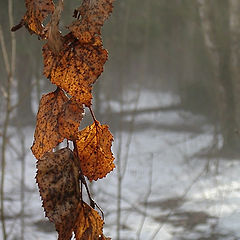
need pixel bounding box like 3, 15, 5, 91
73, 141, 96, 209
88, 106, 97, 123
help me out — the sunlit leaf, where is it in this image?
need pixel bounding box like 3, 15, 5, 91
31, 88, 67, 159
74, 202, 108, 240
58, 100, 84, 140
43, 33, 108, 106
76, 121, 115, 181
12, 0, 55, 36
69, 0, 114, 44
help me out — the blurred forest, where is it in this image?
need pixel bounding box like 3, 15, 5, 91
1, 0, 240, 153
2, 0, 240, 239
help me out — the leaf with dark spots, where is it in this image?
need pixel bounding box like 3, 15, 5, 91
58, 100, 84, 140
69, 0, 114, 44
76, 121, 115, 181
31, 88, 68, 159
43, 33, 108, 106
74, 202, 110, 240
12, 0, 55, 37
36, 148, 81, 240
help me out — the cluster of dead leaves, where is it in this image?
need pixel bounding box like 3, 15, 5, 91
37, 148, 111, 240
12, 0, 115, 239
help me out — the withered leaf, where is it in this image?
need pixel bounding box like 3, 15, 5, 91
69, 0, 114, 44
58, 100, 84, 140
45, 0, 64, 54
36, 148, 81, 240
31, 88, 68, 159
43, 33, 108, 106
76, 121, 115, 181
12, 0, 55, 36
74, 202, 107, 240
100, 236, 112, 240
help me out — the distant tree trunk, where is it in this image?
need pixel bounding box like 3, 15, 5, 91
16, 53, 35, 126
229, 0, 240, 147
197, 0, 238, 152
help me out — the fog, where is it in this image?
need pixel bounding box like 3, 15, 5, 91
1, 0, 240, 239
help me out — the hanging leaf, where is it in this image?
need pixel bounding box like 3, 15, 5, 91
58, 100, 84, 140
16, 0, 115, 238
43, 33, 108, 106
69, 0, 114, 44
31, 88, 68, 159
12, 0, 55, 36
74, 202, 109, 240
45, 0, 64, 54
36, 148, 81, 240
76, 121, 115, 181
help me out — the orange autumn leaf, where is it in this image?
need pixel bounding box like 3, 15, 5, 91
31, 88, 68, 159
12, 0, 55, 36
100, 236, 112, 240
16, 0, 115, 238
43, 33, 108, 106
58, 100, 84, 140
76, 121, 115, 181
74, 202, 108, 240
36, 148, 81, 240
69, 0, 114, 44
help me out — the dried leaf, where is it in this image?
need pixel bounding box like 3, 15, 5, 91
45, 0, 64, 54
76, 121, 115, 181
74, 202, 107, 240
12, 0, 55, 36
69, 0, 114, 44
31, 88, 68, 159
100, 236, 111, 240
58, 100, 84, 140
36, 148, 81, 240
43, 33, 108, 106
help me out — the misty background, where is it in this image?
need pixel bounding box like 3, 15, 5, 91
1, 0, 240, 239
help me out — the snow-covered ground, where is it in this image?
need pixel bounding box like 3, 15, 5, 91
1, 90, 240, 240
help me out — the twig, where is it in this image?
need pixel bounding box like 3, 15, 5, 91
8, 0, 16, 76
88, 106, 97, 123
0, 1, 16, 239
136, 154, 153, 240
73, 141, 104, 218
0, 28, 10, 240
115, 2, 132, 238
0, 26, 10, 75
18, 129, 26, 240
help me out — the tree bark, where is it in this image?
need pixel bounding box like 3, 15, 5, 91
229, 0, 240, 147
197, 0, 238, 152
16, 52, 35, 126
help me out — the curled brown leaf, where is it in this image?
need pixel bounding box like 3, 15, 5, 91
12, 0, 55, 36
36, 148, 81, 240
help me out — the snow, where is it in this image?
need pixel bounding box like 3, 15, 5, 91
1, 90, 240, 239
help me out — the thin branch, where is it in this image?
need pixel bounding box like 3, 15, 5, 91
136, 155, 153, 240
0, 1, 16, 239
89, 106, 97, 123
18, 130, 26, 240
115, 2, 132, 237
73, 141, 103, 216
0, 25, 10, 75
0, 86, 8, 99
9, 0, 16, 76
